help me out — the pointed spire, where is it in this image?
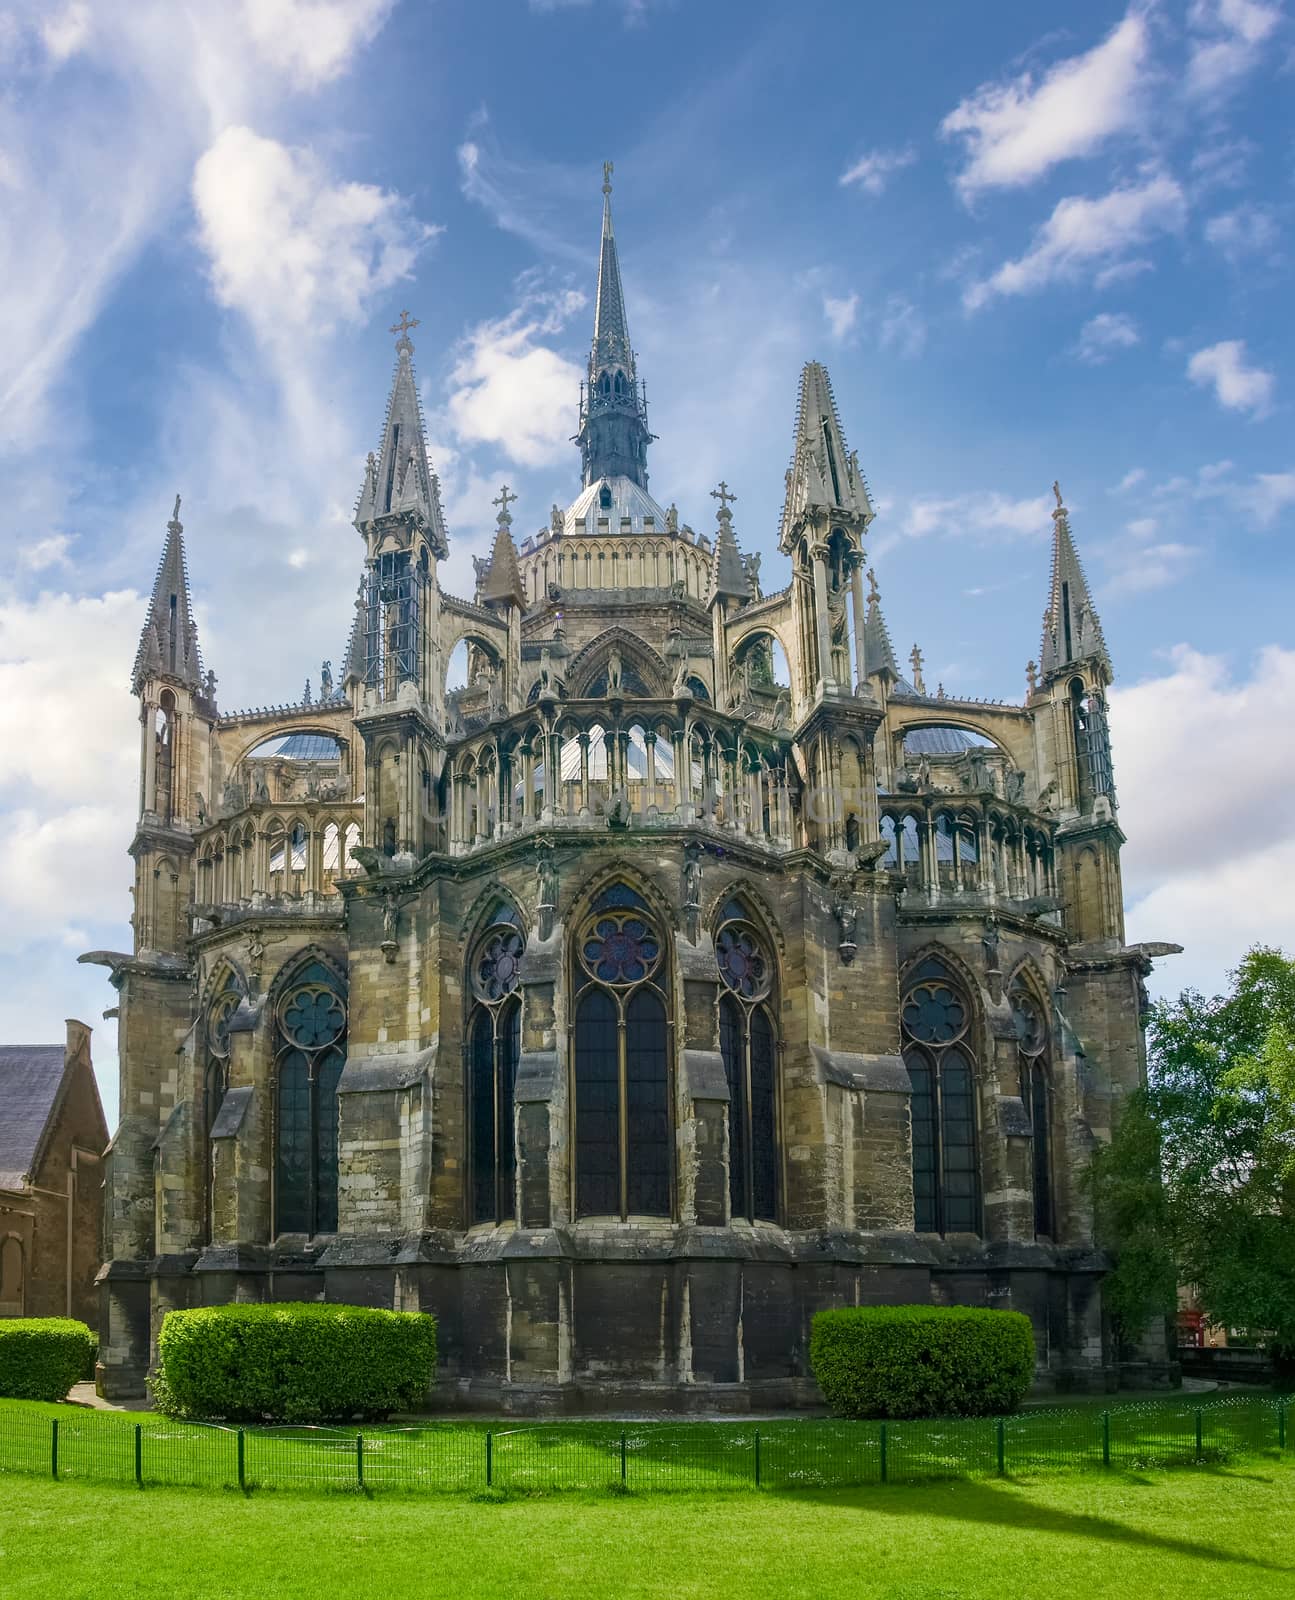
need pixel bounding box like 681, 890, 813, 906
132, 495, 204, 696
779, 361, 875, 550
480, 485, 527, 608
1039, 481, 1110, 682
862, 566, 898, 680
706, 480, 750, 605
577, 163, 653, 489
341, 581, 366, 686
356, 312, 449, 557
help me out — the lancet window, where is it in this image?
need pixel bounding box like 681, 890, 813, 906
467, 904, 525, 1225
901, 957, 980, 1235
572, 884, 671, 1219
1011, 982, 1054, 1238
274, 960, 346, 1236
716, 899, 778, 1222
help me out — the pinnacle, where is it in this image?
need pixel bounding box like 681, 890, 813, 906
779, 361, 874, 548
1039, 489, 1110, 681
131, 497, 204, 696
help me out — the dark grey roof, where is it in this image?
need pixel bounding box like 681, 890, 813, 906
0, 1046, 65, 1188
903, 726, 992, 756
259, 733, 342, 761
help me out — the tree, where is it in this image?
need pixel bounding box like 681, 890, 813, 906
1102, 947, 1295, 1358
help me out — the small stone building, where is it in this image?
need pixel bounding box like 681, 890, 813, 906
87, 172, 1179, 1407
0, 1022, 107, 1324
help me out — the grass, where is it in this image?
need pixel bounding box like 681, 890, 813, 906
0, 1465, 1292, 1599
0, 1392, 1288, 1495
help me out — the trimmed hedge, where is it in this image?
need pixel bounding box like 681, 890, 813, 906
0, 1317, 97, 1401
152, 1303, 437, 1423
810, 1305, 1036, 1419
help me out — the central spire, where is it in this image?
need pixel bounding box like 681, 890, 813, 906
577, 162, 653, 489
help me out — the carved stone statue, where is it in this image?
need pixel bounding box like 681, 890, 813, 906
666, 502, 679, 534
607, 648, 623, 694
682, 846, 703, 943
550, 504, 565, 537
672, 645, 691, 695
832, 887, 859, 965
535, 843, 558, 940
194, 791, 208, 824
252, 771, 271, 804
320, 659, 333, 698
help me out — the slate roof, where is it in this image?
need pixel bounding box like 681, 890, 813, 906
0, 1046, 66, 1189
903, 726, 992, 756
265, 733, 343, 761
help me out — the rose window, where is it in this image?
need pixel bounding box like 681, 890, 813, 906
474, 928, 525, 1003
716, 925, 770, 1001
282, 985, 347, 1050
580, 913, 661, 986
902, 981, 967, 1045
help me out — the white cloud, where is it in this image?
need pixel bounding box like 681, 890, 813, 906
1186, 0, 1284, 98
1074, 311, 1140, 364
823, 293, 859, 340
443, 284, 587, 469
237, 0, 396, 89
1102, 534, 1198, 594
193, 126, 433, 341
1204, 202, 1281, 264
839, 145, 917, 196
1114, 467, 1147, 492
1113, 645, 1295, 996
15, 534, 74, 572
941, 12, 1150, 198
40, 2, 91, 61
878, 295, 927, 358
964, 176, 1186, 309
1239, 471, 1295, 525
1186, 339, 1275, 417
902, 490, 1051, 541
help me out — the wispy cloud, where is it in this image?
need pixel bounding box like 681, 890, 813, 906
941, 11, 1150, 198
1204, 202, 1282, 264
1187, 339, 1275, 417
964, 175, 1186, 310
1185, 0, 1284, 98
1074, 310, 1140, 364
822, 293, 859, 341
901, 489, 1052, 541
839, 146, 917, 196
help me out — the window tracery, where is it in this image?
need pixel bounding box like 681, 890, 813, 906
274, 959, 346, 1236
1011, 981, 1054, 1238
901, 956, 980, 1235
467, 903, 524, 1225
716, 899, 778, 1222
572, 883, 671, 1219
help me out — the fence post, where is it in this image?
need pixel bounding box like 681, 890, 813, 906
996, 1417, 1005, 1477
50, 1418, 58, 1481
1195, 1408, 1203, 1461
356, 1434, 364, 1491
879, 1423, 887, 1485
621, 1431, 627, 1486
134, 1423, 143, 1488
1279, 1404, 1286, 1453
237, 1429, 246, 1491
1102, 1410, 1111, 1469
754, 1429, 761, 1489
486, 1430, 493, 1488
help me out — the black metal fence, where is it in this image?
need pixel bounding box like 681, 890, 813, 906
0, 1395, 1287, 1497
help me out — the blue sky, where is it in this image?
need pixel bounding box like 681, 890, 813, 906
1, 0, 1293, 1117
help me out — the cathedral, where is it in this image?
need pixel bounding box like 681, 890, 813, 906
87, 171, 1177, 1408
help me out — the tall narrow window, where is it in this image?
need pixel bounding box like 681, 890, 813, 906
573, 884, 671, 1218
275, 960, 347, 1236
467, 905, 525, 1225
901, 957, 981, 1235
716, 903, 778, 1221
1012, 985, 1053, 1238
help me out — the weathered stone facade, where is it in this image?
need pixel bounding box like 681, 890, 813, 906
88, 176, 1177, 1407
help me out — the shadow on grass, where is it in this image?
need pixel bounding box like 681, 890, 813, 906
791, 1471, 1294, 1575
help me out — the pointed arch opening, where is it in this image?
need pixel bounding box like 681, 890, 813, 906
1010, 975, 1054, 1239
715, 896, 779, 1223
466, 901, 525, 1226
273, 956, 347, 1236
900, 955, 980, 1236
571, 881, 672, 1219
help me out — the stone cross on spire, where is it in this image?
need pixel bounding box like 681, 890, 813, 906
603, 159, 613, 195
867, 566, 880, 604
710, 480, 737, 519
492, 484, 517, 525
909, 644, 926, 694
1053, 479, 1064, 511
390, 310, 419, 353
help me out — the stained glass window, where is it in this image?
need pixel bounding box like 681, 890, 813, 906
901, 959, 980, 1236
1011, 983, 1053, 1238
467, 913, 526, 1225
716, 915, 778, 1222
573, 887, 671, 1219
274, 960, 346, 1236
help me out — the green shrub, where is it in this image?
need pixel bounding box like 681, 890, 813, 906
0, 1318, 97, 1401
152, 1302, 437, 1423
809, 1304, 1036, 1419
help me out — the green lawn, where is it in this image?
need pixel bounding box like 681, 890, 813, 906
1, 1466, 1292, 1599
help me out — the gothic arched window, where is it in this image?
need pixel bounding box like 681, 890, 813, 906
901, 957, 980, 1235
274, 960, 347, 1236
573, 883, 671, 1218
716, 900, 778, 1222
1012, 983, 1053, 1238
467, 904, 525, 1225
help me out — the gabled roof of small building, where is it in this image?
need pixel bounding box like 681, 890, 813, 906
0, 1046, 66, 1190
